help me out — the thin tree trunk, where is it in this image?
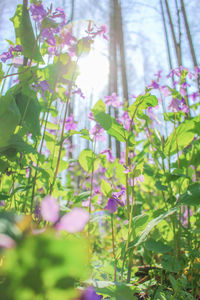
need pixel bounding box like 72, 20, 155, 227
116, 0, 129, 105
180, 0, 199, 89
160, 0, 174, 76
68, 0, 75, 158
113, 0, 121, 158
164, 0, 182, 66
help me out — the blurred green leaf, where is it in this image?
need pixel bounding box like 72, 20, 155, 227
10, 5, 44, 63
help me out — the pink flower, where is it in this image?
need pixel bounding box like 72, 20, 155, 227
40, 196, 89, 233
56, 208, 89, 233
40, 195, 60, 224
89, 124, 105, 142
0, 234, 16, 249
104, 92, 121, 108
65, 114, 77, 131
168, 98, 180, 112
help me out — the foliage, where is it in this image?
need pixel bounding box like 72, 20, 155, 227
0, 1, 200, 299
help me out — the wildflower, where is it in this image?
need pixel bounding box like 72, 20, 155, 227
121, 111, 131, 131
55, 208, 89, 233
82, 286, 103, 300
41, 28, 57, 46
190, 92, 199, 102
65, 114, 77, 131
101, 148, 115, 162
0, 234, 16, 249
0, 45, 23, 63
30, 3, 47, 23
104, 92, 121, 108
104, 193, 125, 213
160, 86, 170, 97
96, 24, 109, 40
72, 88, 85, 99
168, 98, 180, 112
60, 29, 76, 46
149, 80, 159, 89
35, 80, 53, 101
40, 195, 60, 223
89, 124, 105, 142
40, 196, 89, 233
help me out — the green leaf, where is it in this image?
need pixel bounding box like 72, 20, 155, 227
92, 99, 106, 114
10, 5, 44, 63
161, 255, 182, 273
94, 112, 112, 130
180, 183, 200, 206
76, 191, 91, 203
0, 134, 35, 157
101, 179, 112, 196
164, 119, 196, 156
79, 149, 100, 173
0, 93, 21, 148
155, 181, 168, 191
0, 194, 9, 201
128, 94, 158, 119
0, 234, 88, 299
0, 62, 5, 86
134, 207, 177, 247
13, 85, 41, 137
94, 281, 138, 300
75, 37, 93, 57
145, 238, 172, 253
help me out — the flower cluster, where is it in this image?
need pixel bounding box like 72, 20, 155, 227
0, 44, 23, 63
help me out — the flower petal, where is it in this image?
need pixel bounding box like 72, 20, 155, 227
56, 208, 89, 233
40, 195, 60, 223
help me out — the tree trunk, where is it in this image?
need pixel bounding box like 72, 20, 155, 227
160, 0, 174, 75
164, 0, 182, 66
116, 0, 129, 105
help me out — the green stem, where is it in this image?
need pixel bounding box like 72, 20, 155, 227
111, 214, 117, 281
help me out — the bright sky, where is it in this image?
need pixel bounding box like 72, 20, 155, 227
76, 40, 109, 97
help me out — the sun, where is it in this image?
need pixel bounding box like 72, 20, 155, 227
76, 45, 109, 96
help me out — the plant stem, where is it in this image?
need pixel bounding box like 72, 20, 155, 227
111, 214, 117, 281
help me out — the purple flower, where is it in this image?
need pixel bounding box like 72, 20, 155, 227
65, 114, 77, 131
56, 208, 89, 233
41, 28, 57, 46
72, 88, 85, 99
30, 3, 47, 23
149, 80, 159, 89
121, 111, 131, 131
190, 92, 199, 102
104, 92, 121, 108
0, 44, 23, 63
104, 197, 118, 213
101, 149, 115, 162
88, 111, 95, 121
89, 124, 105, 142
35, 80, 53, 101
181, 99, 189, 114
104, 193, 125, 213
48, 47, 58, 56
83, 287, 103, 300
160, 86, 170, 97
51, 7, 66, 28
168, 98, 180, 112
61, 29, 76, 46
